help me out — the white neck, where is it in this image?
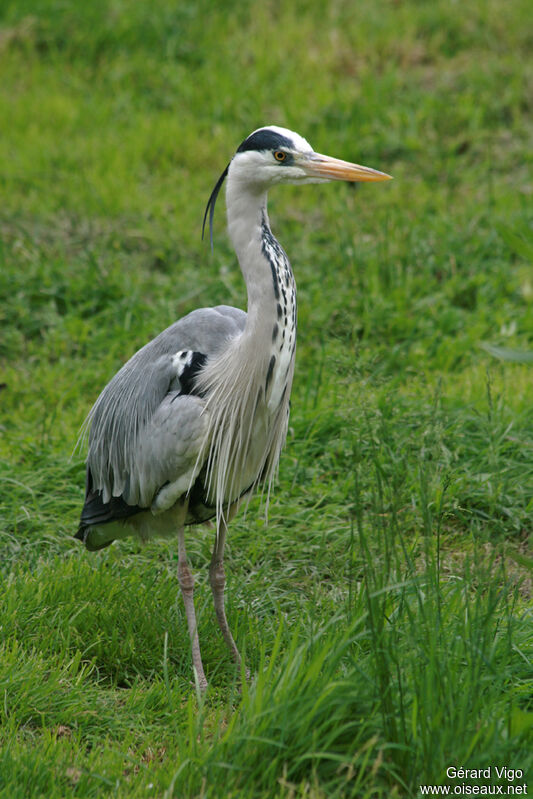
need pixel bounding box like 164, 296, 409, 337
195, 163, 297, 516
225, 167, 297, 411
225, 176, 274, 327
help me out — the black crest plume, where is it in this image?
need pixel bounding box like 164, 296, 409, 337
202, 163, 229, 250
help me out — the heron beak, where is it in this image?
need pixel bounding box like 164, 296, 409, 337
301, 153, 392, 182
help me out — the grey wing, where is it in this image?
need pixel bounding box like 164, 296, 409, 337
134, 393, 209, 510
77, 305, 245, 529
77, 393, 208, 544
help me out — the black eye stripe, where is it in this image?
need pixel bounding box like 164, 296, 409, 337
237, 129, 294, 153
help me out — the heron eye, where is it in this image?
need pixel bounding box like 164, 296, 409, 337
273, 151, 287, 162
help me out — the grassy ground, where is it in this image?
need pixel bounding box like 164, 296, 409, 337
0, 0, 532, 796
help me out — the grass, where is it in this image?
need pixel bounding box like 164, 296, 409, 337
0, 0, 532, 795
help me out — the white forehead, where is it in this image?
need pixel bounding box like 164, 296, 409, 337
251, 125, 314, 153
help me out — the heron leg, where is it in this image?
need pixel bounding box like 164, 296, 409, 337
209, 510, 245, 673
177, 522, 208, 691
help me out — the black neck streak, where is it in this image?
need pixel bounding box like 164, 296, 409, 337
260, 211, 294, 308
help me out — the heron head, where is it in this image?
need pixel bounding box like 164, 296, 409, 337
232, 125, 392, 187
203, 125, 392, 245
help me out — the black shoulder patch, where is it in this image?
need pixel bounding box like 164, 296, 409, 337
237, 129, 294, 154
179, 351, 207, 396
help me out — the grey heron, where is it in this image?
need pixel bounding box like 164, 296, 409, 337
75, 125, 391, 689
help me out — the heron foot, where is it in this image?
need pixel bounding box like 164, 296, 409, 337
209, 559, 244, 667
192, 668, 209, 692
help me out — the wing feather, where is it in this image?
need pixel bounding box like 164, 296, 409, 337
77, 306, 246, 548
84, 306, 245, 504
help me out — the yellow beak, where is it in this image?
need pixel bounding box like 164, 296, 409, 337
301, 152, 392, 182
